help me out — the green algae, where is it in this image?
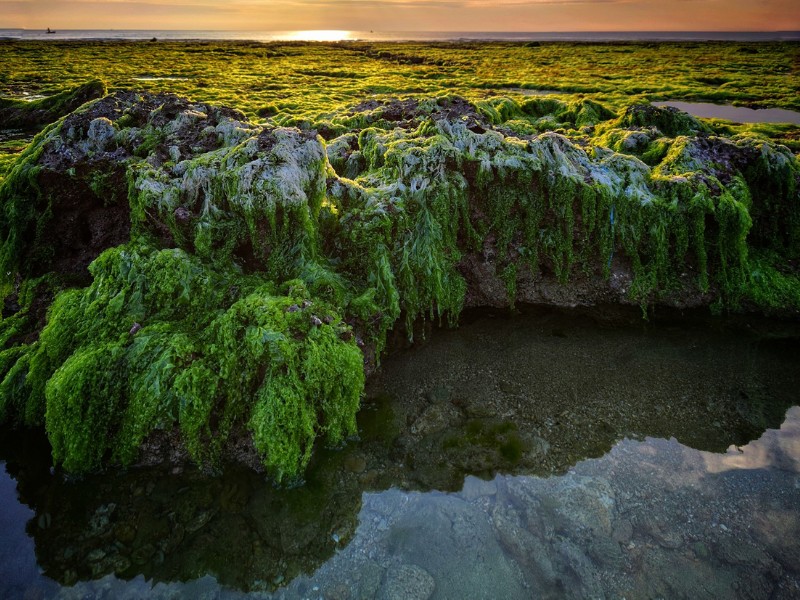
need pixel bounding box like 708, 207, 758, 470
20, 242, 363, 480
2, 41, 799, 181
442, 419, 529, 466
745, 250, 800, 313
0, 125, 50, 295
615, 102, 710, 137
1, 41, 797, 131
0, 86, 798, 481
128, 126, 327, 278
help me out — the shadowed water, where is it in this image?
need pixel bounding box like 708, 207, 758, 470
1, 306, 799, 599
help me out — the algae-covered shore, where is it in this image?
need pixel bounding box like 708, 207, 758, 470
1, 40, 799, 169
0, 41, 798, 482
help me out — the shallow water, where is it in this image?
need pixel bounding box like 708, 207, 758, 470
653, 101, 800, 124
502, 88, 566, 96
1, 307, 799, 599
0, 130, 33, 144
131, 76, 191, 82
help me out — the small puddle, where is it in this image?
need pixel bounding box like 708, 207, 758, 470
1, 306, 799, 598
132, 76, 191, 82
16, 94, 48, 103
0, 130, 34, 144
0, 92, 47, 103
501, 88, 565, 96
654, 101, 800, 124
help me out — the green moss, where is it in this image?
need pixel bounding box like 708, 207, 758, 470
477, 96, 614, 130
332, 97, 795, 317
0, 142, 27, 185
499, 263, 517, 308
499, 436, 525, 463
0, 346, 34, 425
566, 99, 617, 128
129, 126, 326, 279
17, 242, 364, 480
248, 303, 363, 481
640, 139, 672, 166
593, 127, 673, 167
457, 418, 528, 465
327, 124, 478, 342
1, 41, 798, 149
741, 141, 799, 258
744, 250, 800, 313
615, 103, 711, 137
45, 342, 127, 472
476, 97, 523, 124
521, 97, 568, 119
114, 324, 197, 464
0, 125, 52, 294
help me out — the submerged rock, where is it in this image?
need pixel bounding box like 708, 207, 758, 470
380, 564, 435, 600
0, 88, 798, 480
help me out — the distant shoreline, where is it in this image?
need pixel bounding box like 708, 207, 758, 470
1, 29, 798, 43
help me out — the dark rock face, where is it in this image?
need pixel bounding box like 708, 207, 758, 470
460, 249, 642, 310
33, 162, 130, 283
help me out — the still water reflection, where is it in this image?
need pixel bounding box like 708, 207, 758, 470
1, 307, 798, 599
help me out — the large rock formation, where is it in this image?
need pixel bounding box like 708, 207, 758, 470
0, 90, 798, 480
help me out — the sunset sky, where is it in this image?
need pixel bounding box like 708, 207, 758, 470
1, 0, 798, 32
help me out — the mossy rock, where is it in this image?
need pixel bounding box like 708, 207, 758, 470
27, 243, 364, 481
616, 103, 711, 137
1, 89, 798, 481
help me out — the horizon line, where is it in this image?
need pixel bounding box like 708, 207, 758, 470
3, 28, 799, 33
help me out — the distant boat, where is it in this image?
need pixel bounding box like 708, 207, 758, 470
46, 28, 56, 34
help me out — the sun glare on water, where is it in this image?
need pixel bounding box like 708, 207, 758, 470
282, 30, 354, 42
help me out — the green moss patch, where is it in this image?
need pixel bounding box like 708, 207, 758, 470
15, 243, 363, 482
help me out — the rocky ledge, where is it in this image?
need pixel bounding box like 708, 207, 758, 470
0, 89, 798, 481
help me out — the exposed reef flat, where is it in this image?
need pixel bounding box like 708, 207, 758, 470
1, 40, 798, 177
0, 88, 798, 481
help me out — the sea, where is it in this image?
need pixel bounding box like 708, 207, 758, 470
1, 29, 799, 42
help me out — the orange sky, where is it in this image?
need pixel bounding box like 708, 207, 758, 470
1, 0, 798, 32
